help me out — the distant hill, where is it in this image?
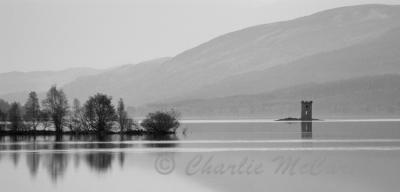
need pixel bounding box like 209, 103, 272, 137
62, 58, 171, 104
60, 4, 400, 106
135, 74, 400, 119
0, 67, 102, 96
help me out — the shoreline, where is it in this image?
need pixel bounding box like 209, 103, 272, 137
0, 130, 176, 136
178, 118, 400, 123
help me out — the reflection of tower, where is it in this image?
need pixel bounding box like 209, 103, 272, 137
301, 122, 312, 139
301, 101, 313, 121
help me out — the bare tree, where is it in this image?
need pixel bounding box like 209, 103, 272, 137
0, 99, 10, 131
8, 102, 23, 131
39, 111, 51, 131
70, 98, 86, 132
83, 93, 117, 133
42, 86, 69, 133
0, 99, 10, 122
24, 91, 41, 131
117, 98, 128, 133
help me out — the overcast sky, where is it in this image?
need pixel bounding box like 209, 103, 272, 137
1, 0, 399, 73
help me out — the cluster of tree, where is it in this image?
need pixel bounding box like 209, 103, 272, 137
0, 86, 134, 134
140, 109, 180, 134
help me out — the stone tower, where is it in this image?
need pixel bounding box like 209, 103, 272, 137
301, 101, 313, 121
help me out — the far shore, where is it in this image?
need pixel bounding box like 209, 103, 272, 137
176, 118, 400, 123
2, 118, 400, 136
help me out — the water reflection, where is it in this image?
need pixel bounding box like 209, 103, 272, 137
1, 122, 400, 192
0, 123, 316, 183
10, 136, 22, 167
85, 135, 117, 173
46, 152, 69, 181
301, 122, 313, 139
0, 134, 180, 182
143, 134, 179, 148
86, 152, 114, 173
26, 153, 40, 177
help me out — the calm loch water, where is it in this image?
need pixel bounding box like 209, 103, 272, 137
1, 120, 400, 192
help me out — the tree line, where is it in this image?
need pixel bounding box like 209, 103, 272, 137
0, 86, 135, 134
0, 85, 180, 135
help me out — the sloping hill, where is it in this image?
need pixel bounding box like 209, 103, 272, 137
135, 74, 400, 119
183, 26, 400, 100
61, 4, 400, 106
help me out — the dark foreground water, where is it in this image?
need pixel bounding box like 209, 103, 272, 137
1, 120, 400, 192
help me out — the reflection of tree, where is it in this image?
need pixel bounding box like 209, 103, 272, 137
0, 136, 5, 151
11, 153, 20, 167
46, 153, 69, 182
143, 134, 179, 148
73, 153, 81, 169
10, 136, 22, 167
118, 135, 126, 167
26, 136, 40, 177
118, 152, 125, 167
84, 135, 115, 172
96, 135, 113, 149
46, 135, 69, 182
85, 152, 114, 173
53, 135, 65, 150
0, 133, 181, 182
26, 153, 40, 177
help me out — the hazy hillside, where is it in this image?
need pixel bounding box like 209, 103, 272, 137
62, 58, 171, 103
183, 26, 400, 99
61, 4, 400, 106
135, 74, 400, 119
0, 68, 102, 96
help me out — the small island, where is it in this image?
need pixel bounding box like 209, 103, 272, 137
276, 117, 321, 121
